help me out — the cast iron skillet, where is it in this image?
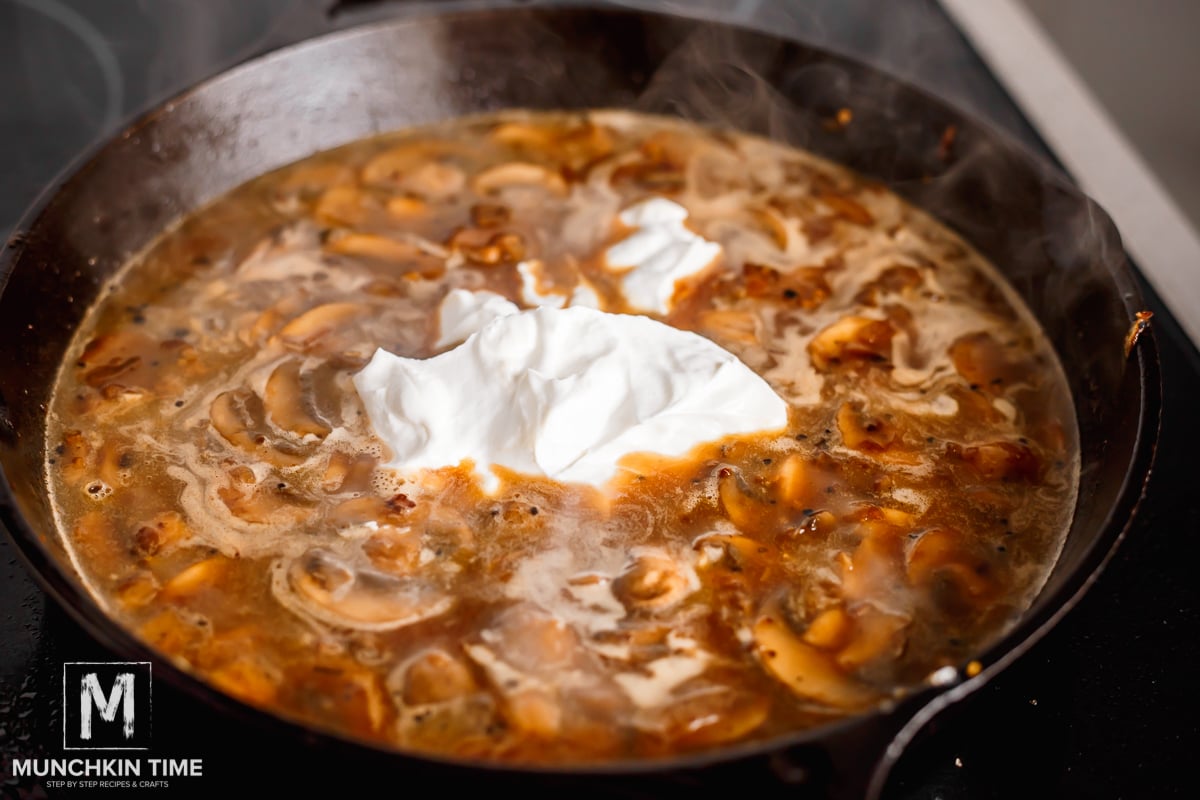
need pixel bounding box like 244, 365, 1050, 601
0, 7, 1159, 799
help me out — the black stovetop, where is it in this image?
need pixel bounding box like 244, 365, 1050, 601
1, 1, 1197, 798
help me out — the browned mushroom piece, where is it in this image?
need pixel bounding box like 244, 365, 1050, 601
321, 451, 378, 494
742, 263, 831, 309
160, 555, 229, 600
314, 184, 379, 227
471, 162, 568, 197
906, 528, 1001, 605
836, 402, 897, 453
132, 511, 192, 557
949, 331, 1027, 394
808, 315, 896, 371
395, 649, 479, 706
954, 441, 1041, 482
360, 140, 465, 188
752, 602, 877, 708
816, 189, 875, 226
264, 360, 332, 439
216, 477, 314, 526
696, 309, 760, 347
280, 547, 453, 631
78, 330, 161, 392
447, 229, 527, 266
612, 550, 696, 612
209, 389, 309, 467
323, 231, 428, 265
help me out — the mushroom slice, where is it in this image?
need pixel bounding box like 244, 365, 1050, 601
471, 162, 568, 197
161, 556, 228, 599
906, 528, 1000, 602
612, 549, 697, 612
274, 547, 452, 631
209, 389, 307, 467
463, 641, 563, 738
393, 161, 466, 200
697, 309, 760, 347
808, 315, 895, 371
264, 359, 332, 439
276, 302, 365, 352
361, 140, 463, 187
314, 185, 377, 227
323, 231, 426, 264
753, 603, 876, 708
392, 648, 479, 706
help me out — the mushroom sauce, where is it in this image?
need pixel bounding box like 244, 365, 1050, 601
46, 110, 1078, 763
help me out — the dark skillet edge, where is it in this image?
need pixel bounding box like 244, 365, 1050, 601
0, 3, 1166, 794
866, 328, 1163, 798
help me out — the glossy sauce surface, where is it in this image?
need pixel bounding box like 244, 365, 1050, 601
46, 110, 1078, 763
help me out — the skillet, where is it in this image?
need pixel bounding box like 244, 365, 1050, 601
0, 7, 1159, 798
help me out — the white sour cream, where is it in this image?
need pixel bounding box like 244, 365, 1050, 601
605, 198, 722, 314
353, 306, 787, 491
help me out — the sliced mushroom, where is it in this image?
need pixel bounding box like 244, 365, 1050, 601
323, 231, 425, 264
697, 309, 760, 347
132, 510, 191, 557
217, 477, 314, 525
392, 161, 466, 200
393, 648, 479, 706
321, 451, 377, 494
385, 195, 428, 218
276, 302, 365, 353
207, 656, 281, 707
742, 263, 830, 309
773, 454, 811, 506
718, 469, 761, 530
314, 184, 377, 227
612, 550, 696, 612
79, 330, 159, 391
264, 359, 331, 439
114, 572, 160, 610
463, 640, 563, 738
58, 429, 91, 486
802, 606, 853, 651
361, 140, 463, 187
834, 607, 909, 671
329, 493, 415, 527
275, 548, 452, 632
471, 162, 567, 197
836, 402, 897, 453
161, 556, 227, 599
808, 315, 895, 371
955, 441, 1040, 482
209, 389, 308, 467
361, 527, 422, 576
907, 529, 1000, 602
816, 190, 875, 226
753, 603, 876, 708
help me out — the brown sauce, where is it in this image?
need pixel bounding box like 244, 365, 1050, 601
46, 110, 1078, 763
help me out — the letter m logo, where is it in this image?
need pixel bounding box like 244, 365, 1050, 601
63, 662, 152, 750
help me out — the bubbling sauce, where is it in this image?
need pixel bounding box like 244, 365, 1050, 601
46, 110, 1078, 763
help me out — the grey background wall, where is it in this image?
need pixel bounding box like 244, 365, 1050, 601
1020, 0, 1200, 229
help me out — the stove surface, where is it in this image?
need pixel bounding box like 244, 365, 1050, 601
1, 2, 1196, 798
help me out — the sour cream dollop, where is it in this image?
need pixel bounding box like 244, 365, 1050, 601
605, 198, 722, 314
353, 306, 787, 491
